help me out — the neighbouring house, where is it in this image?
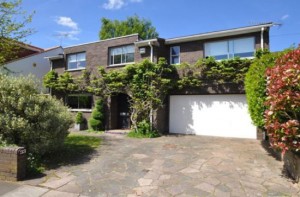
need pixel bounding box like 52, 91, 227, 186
50, 23, 273, 139
4, 46, 63, 93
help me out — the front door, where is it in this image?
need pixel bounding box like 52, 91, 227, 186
117, 94, 130, 129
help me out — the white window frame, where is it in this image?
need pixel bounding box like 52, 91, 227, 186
109, 45, 135, 67
204, 37, 255, 60
170, 46, 180, 64
67, 52, 86, 71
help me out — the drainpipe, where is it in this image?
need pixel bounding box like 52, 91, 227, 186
148, 41, 154, 131
261, 27, 265, 50
148, 41, 153, 63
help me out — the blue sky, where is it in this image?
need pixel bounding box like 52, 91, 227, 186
23, 0, 300, 52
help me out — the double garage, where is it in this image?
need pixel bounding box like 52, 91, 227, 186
169, 94, 256, 139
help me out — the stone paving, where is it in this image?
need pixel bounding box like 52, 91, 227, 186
15, 133, 300, 196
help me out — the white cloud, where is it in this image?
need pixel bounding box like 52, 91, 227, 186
54, 16, 80, 40
281, 14, 289, 20
55, 16, 78, 30
103, 0, 143, 10
55, 30, 80, 40
103, 0, 125, 10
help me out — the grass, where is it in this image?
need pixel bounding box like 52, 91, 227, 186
28, 134, 101, 176
127, 130, 160, 138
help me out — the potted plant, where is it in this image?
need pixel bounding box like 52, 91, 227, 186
74, 112, 85, 131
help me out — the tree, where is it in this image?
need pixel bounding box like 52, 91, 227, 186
0, 0, 34, 66
264, 48, 300, 153
99, 15, 158, 40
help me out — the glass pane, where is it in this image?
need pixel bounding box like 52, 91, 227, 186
112, 47, 122, 55
78, 95, 92, 109
171, 46, 180, 56
125, 53, 134, 63
114, 54, 122, 64
77, 53, 86, 61
67, 54, 76, 63
68, 62, 77, 70
124, 45, 134, 53
233, 37, 254, 57
67, 96, 78, 109
171, 56, 179, 64
234, 52, 254, 58
77, 60, 86, 68
205, 41, 228, 59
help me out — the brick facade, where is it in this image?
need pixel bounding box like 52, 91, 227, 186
51, 26, 271, 133
0, 147, 26, 181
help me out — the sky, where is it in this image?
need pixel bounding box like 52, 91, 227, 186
22, 0, 300, 52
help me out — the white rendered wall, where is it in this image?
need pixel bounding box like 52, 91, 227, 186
4, 47, 63, 93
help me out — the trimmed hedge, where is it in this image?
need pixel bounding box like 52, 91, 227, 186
245, 50, 288, 128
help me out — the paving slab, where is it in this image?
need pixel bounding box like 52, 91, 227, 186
0, 181, 20, 196
19, 133, 300, 196
2, 185, 48, 197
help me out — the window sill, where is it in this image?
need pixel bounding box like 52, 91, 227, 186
66, 68, 86, 72
107, 62, 135, 68
69, 109, 92, 112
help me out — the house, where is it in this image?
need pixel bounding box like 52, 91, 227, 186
0, 41, 44, 63
50, 23, 273, 139
4, 46, 63, 93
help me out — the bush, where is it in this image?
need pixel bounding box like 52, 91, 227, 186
245, 50, 288, 128
75, 112, 84, 124
0, 74, 73, 155
265, 49, 300, 153
89, 99, 104, 131
128, 120, 160, 138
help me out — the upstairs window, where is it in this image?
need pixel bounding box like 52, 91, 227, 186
204, 37, 255, 60
170, 46, 180, 64
66, 94, 92, 109
67, 52, 86, 70
109, 45, 135, 66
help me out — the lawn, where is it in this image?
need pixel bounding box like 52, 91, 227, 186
28, 134, 101, 175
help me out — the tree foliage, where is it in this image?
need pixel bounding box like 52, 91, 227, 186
99, 15, 158, 40
245, 50, 288, 128
0, 74, 73, 155
265, 49, 300, 153
0, 0, 34, 66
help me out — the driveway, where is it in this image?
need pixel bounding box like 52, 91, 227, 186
21, 133, 300, 196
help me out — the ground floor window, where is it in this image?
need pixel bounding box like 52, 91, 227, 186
66, 94, 92, 109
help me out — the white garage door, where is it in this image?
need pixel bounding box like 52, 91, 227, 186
169, 95, 256, 139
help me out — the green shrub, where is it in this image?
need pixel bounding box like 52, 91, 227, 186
245, 50, 288, 128
75, 112, 84, 124
128, 120, 160, 138
89, 99, 104, 131
0, 74, 73, 155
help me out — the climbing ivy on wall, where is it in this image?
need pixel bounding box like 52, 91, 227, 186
44, 57, 252, 132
